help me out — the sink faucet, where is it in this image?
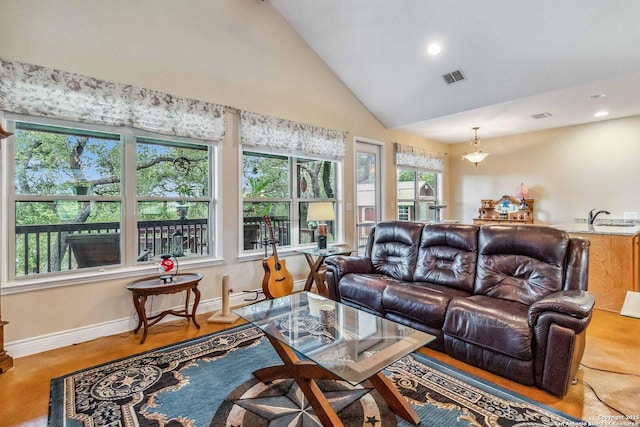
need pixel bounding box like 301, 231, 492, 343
588, 209, 610, 224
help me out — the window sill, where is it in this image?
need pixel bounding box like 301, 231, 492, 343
237, 246, 304, 263
1, 256, 224, 295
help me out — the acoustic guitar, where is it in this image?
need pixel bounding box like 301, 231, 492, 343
262, 215, 294, 299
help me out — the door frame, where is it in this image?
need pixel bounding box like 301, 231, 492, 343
354, 138, 384, 253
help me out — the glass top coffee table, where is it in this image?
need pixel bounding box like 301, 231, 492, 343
233, 292, 434, 426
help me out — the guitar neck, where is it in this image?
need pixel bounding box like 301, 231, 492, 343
264, 215, 280, 264
269, 232, 280, 264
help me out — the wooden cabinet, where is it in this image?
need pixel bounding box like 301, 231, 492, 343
570, 232, 640, 312
0, 319, 13, 373
473, 195, 534, 225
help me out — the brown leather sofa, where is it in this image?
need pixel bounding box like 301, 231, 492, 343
325, 221, 595, 396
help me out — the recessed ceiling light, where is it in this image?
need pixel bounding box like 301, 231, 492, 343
588, 94, 606, 100
427, 43, 441, 55
594, 111, 609, 117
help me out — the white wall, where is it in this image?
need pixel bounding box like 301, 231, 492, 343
449, 115, 640, 224
0, 0, 447, 353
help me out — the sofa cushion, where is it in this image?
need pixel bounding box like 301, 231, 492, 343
443, 337, 535, 386
414, 223, 478, 292
370, 221, 423, 281
382, 282, 471, 329
338, 273, 404, 314
475, 225, 569, 305
443, 295, 533, 361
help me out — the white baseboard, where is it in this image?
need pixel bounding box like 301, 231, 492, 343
6, 315, 140, 359
5, 282, 304, 358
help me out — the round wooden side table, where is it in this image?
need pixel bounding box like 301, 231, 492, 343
125, 273, 203, 344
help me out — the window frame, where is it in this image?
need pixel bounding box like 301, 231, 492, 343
135, 136, 214, 259
240, 148, 342, 257
395, 168, 440, 222
1, 113, 220, 292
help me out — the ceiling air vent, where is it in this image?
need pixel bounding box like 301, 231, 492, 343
443, 70, 464, 84
531, 112, 552, 119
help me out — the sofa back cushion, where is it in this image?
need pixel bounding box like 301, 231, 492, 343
475, 225, 569, 305
414, 223, 479, 292
370, 221, 423, 281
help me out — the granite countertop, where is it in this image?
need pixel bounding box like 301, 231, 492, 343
553, 219, 640, 236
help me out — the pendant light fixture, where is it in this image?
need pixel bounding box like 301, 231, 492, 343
462, 127, 489, 166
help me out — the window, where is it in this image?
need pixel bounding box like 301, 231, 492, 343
396, 169, 439, 221
6, 117, 216, 279
242, 151, 338, 252
12, 122, 123, 277
136, 138, 212, 259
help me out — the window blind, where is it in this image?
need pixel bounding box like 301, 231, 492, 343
395, 142, 445, 172
240, 110, 346, 160
0, 58, 225, 141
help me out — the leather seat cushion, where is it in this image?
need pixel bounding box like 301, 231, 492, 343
443, 295, 533, 360
382, 282, 471, 329
338, 273, 404, 314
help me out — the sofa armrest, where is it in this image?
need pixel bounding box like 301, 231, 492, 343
324, 256, 373, 301
530, 290, 594, 396
325, 255, 373, 275
528, 290, 595, 330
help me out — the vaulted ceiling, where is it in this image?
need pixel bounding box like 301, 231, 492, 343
269, 0, 640, 143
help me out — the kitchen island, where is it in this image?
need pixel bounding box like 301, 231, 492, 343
553, 221, 640, 312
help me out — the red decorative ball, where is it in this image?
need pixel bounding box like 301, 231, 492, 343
160, 258, 174, 272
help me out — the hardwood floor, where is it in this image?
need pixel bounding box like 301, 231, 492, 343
0, 308, 638, 426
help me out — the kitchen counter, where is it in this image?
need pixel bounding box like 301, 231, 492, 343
553, 219, 640, 312
553, 221, 640, 236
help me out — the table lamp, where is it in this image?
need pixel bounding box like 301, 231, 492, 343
307, 202, 335, 249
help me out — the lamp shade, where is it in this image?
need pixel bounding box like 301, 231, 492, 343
515, 182, 530, 199
307, 202, 335, 221
462, 151, 489, 164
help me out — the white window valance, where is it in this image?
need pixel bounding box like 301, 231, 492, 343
0, 58, 225, 141
395, 143, 445, 172
240, 110, 346, 159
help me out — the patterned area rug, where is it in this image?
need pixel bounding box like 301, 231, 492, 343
49, 325, 587, 426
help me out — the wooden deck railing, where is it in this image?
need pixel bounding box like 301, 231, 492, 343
242, 216, 291, 252
15, 219, 209, 276
14, 217, 294, 276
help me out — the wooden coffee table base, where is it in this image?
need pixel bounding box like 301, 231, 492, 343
255, 334, 420, 427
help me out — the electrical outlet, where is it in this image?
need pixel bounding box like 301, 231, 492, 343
624, 211, 639, 220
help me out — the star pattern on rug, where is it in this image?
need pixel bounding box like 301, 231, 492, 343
366, 415, 381, 425
212, 336, 233, 346
117, 373, 142, 388
232, 380, 373, 425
